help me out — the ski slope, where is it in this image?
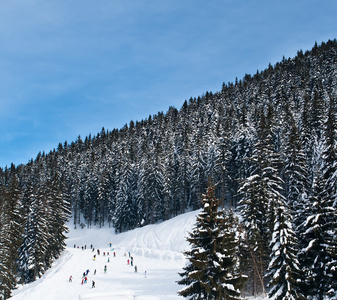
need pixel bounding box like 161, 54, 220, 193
11, 210, 200, 300
11, 210, 266, 300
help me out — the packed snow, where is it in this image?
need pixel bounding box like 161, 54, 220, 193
10, 210, 267, 300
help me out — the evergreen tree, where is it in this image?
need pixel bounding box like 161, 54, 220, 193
266, 198, 304, 300
281, 109, 310, 292
318, 95, 337, 298
97, 167, 110, 227
0, 175, 23, 299
113, 162, 141, 232
239, 108, 285, 295
178, 184, 246, 299
299, 167, 333, 299
282, 110, 309, 217
139, 140, 165, 225
177, 100, 193, 212
17, 186, 50, 283
44, 173, 70, 267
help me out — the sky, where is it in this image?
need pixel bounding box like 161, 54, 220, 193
1, 0, 337, 168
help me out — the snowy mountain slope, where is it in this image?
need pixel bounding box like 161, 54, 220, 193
11, 209, 267, 300
11, 210, 200, 300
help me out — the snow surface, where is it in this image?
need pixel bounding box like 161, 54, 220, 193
11, 210, 267, 300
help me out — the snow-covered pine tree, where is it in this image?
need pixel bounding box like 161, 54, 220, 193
238, 171, 266, 295
280, 107, 310, 294
227, 116, 254, 209
44, 173, 71, 267
0, 174, 23, 299
178, 184, 246, 299
170, 150, 186, 216
217, 208, 247, 299
319, 95, 337, 298
295, 94, 337, 299
105, 147, 120, 227
82, 176, 98, 227
239, 107, 285, 295
189, 120, 207, 209
176, 100, 193, 213
214, 120, 232, 208
266, 197, 304, 300
97, 167, 110, 227
162, 152, 177, 220
282, 108, 309, 227
113, 161, 141, 232
298, 163, 333, 300
138, 137, 165, 225
17, 185, 50, 283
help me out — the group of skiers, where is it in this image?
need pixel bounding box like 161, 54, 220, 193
125, 252, 140, 273
78, 268, 95, 287
69, 243, 145, 289
127, 256, 134, 266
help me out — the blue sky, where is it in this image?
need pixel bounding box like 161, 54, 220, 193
1, 0, 337, 167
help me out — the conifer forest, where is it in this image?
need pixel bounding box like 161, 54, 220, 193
1, 40, 337, 299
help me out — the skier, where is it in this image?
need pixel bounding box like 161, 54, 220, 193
69, 275, 73, 282
104, 265, 107, 273
134, 266, 137, 273
92, 280, 95, 288
94, 269, 96, 275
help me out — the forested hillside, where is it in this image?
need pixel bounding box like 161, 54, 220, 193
1, 39, 337, 298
